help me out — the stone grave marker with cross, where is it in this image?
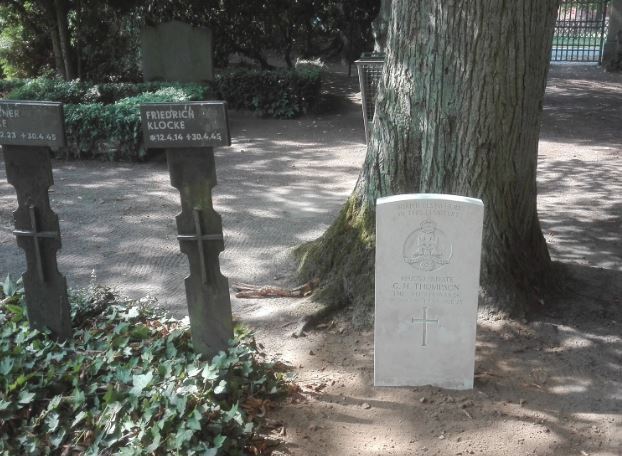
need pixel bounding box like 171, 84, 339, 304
140, 101, 232, 358
1, 100, 71, 339
374, 194, 484, 389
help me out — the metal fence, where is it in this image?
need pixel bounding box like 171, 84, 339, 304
355, 53, 384, 143
553, 0, 609, 63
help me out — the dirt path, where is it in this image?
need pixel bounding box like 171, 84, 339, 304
0, 72, 365, 322
1, 65, 621, 455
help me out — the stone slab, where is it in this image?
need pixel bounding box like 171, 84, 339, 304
3, 146, 71, 340
374, 194, 484, 390
0, 101, 65, 148
140, 102, 230, 149
167, 149, 233, 357
141, 20, 214, 83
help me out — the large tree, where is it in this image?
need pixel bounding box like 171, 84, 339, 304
0, 0, 142, 80
297, 0, 560, 322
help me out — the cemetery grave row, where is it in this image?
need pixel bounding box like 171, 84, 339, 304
1, 100, 484, 390
0, 68, 322, 161
1, 100, 233, 358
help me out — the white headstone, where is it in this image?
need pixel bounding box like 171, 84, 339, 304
374, 194, 484, 390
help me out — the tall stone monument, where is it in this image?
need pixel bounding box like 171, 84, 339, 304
140, 101, 232, 358
374, 194, 484, 390
0, 101, 71, 339
142, 20, 214, 82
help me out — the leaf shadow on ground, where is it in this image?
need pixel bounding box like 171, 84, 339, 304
0, 65, 620, 455
0, 105, 367, 318
251, 65, 622, 455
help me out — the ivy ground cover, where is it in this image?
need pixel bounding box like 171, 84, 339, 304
0, 277, 290, 455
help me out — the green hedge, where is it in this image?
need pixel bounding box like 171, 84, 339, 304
64, 88, 200, 160
7, 79, 206, 105
216, 68, 321, 118
6, 68, 321, 118
3, 69, 321, 160
0, 79, 26, 94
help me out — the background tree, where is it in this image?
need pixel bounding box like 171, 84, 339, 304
297, 0, 560, 322
0, 3, 53, 78
0, 0, 381, 79
0, 0, 143, 80
371, 0, 390, 53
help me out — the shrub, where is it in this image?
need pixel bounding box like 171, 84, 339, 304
0, 79, 26, 95
214, 68, 321, 118
7, 78, 93, 104
4, 68, 321, 160
6, 79, 205, 105
89, 82, 215, 104
0, 277, 289, 455
5, 69, 321, 118
64, 88, 202, 160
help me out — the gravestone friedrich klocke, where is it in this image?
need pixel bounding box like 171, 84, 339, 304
375, 194, 484, 389
0, 101, 71, 339
140, 101, 232, 358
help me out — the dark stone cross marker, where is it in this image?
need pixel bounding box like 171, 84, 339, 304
13, 204, 60, 282
140, 101, 233, 357
176, 208, 224, 285
1, 101, 71, 339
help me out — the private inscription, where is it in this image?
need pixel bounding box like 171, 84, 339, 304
392, 275, 462, 306
0, 101, 65, 148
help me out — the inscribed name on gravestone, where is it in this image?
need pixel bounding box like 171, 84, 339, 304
142, 20, 214, 83
140, 102, 230, 149
375, 194, 484, 390
0, 101, 65, 148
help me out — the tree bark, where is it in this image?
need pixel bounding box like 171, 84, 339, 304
372, 0, 391, 53
49, 23, 66, 78
603, 0, 622, 70
37, 0, 66, 78
298, 0, 559, 319
54, 0, 75, 80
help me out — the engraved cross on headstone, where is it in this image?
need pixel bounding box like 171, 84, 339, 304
13, 204, 60, 282
1, 100, 71, 340
177, 207, 224, 285
411, 307, 439, 347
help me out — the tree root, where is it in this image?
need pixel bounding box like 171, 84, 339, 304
232, 279, 320, 299
294, 197, 376, 328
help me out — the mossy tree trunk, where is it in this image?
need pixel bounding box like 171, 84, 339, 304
297, 0, 559, 321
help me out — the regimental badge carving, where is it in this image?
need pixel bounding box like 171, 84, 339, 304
402, 218, 453, 271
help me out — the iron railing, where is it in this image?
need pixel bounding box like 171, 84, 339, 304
552, 0, 609, 63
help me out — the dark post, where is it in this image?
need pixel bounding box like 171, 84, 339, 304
140, 102, 233, 358
1, 101, 71, 339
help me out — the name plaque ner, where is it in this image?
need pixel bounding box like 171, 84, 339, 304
0, 101, 65, 148
140, 101, 230, 149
